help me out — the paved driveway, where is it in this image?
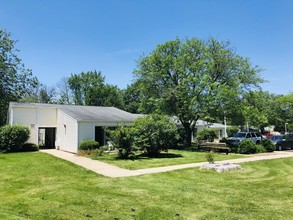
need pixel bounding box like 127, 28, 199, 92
41, 150, 293, 178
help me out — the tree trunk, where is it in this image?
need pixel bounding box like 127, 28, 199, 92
183, 123, 192, 147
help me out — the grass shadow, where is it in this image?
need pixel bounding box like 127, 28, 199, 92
126, 152, 183, 161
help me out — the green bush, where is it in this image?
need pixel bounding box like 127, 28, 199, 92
227, 143, 239, 153
196, 128, 217, 142
239, 139, 257, 154
22, 143, 39, 152
205, 151, 215, 163
0, 125, 30, 152
132, 114, 179, 157
109, 126, 134, 159
79, 140, 99, 150
226, 126, 239, 137
261, 139, 275, 152
256, 145, 266, 153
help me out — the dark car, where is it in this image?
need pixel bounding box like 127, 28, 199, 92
266, 135, 283, 146
275, 134, 293, 151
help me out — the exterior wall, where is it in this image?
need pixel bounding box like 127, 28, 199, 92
56, 110, 78, 153
78, 122, 95, 148
10, 106, 57, 144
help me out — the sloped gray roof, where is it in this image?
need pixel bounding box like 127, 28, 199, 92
196, 119, 226, 128
9, 102, 143, 122
58, 105, 143, 122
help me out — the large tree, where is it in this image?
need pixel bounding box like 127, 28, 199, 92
273, 93, 293, 132
0, 29, 39, 125
122, 81, 142, 114
67, 70, 124, 109
134, 37, 263, 146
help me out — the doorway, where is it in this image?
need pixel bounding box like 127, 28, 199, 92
38, 128, 56, 149
95, 127, 105, 146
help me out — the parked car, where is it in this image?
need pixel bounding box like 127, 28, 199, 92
275, 134, 293, 151
227, 132, 262, 146
266, 135, 283, 146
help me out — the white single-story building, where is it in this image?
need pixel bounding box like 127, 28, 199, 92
172, 117, 228, 141
195, 119, 228, 140
7, 102, 143, 153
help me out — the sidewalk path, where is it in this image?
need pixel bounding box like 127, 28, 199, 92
41, 149, 293, 178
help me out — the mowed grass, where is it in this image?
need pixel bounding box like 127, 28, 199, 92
0, 152, 293, 220
94, 150, 245, 170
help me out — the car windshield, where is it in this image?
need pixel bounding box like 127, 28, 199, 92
234, 133, 246, 138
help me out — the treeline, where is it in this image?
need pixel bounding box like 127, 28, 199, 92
1, 28, 293, 145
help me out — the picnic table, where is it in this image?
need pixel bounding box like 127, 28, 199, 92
199, 141, 230, 155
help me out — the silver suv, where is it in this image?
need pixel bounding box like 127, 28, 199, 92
227, 132, 262, 145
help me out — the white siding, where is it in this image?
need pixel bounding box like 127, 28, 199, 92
12, 107, 37, 143
56, 110, 78, 153
78, 122, 94, 148
11, 107, 57, 144
37, 108, 57, 126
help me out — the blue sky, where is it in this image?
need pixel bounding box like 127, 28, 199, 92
1, 0, 292, 95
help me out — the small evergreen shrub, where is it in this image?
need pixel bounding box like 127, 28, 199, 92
261, 139, 275, 152
205, 151, 215, 163
196, 128, 217, 142
239, 139, 257, 154
0, 125, 30, 152
79, 140, 99, 150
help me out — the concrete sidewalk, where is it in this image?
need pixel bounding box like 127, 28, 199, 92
41, 149, 293, 178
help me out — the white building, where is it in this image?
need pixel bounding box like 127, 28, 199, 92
195, 119, 228, 140
8, 102, 143, 153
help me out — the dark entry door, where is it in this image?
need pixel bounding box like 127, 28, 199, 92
39, 128, 56, 149
95, 127, 104, 146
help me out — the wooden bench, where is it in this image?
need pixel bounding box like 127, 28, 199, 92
199, 142, 230, 155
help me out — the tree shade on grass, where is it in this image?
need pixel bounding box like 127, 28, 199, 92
0, 152, 292, 219
94, 150, 243, 170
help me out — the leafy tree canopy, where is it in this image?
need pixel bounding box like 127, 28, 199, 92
134, 37, 263, 146
0, 29, 39, 125
67, 70, 124, 109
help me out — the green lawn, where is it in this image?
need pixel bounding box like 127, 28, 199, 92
1, 152, 293, 219
93, 149, 246, 170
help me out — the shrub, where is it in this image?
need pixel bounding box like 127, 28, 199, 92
132, 114, 179, 157
256, 145, 266, 153
79, 140, 99, 150
109, 126, 134, 159
196, 128, 217, 142
226, 126, 239, 137
239, 139, 257, 154
261, 139, 275, 152
22, 143, 39, 152
0, 125, 30, 152
227, 143, 240, 153
205, 151, 215, 163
